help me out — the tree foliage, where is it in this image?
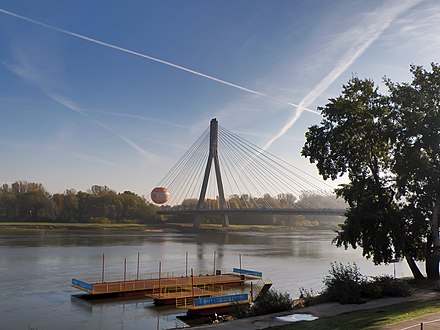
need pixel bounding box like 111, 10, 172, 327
302, 63, 440, 280
0, 181, 157, 223
387, 64, 440, 279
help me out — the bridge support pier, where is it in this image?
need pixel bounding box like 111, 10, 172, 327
194, 214, 202, 227
193, 214, 229, 227
222, 214, 229, 227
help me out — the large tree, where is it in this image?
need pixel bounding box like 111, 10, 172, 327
387, 64, 440, 279
302, 64, 440, 280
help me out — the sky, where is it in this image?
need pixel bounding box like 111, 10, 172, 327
1, 0, 439, 198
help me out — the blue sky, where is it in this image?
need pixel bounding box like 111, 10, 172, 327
0, 0, 439, 198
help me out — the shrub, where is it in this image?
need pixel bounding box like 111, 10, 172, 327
298, 287, 329, 307
89, 217, 112, 224
251, 289, 292, 316
322, 263, 414, 304
373, 275, 413, 297
230, 302, 251, 319
360, 281, 382, 300
323, 262, 367, 304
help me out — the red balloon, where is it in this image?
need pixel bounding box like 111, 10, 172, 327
151, 187, 169, 204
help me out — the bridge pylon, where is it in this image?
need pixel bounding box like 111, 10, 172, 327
195, 118, 229, 227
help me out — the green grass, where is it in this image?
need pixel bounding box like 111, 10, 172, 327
166, 223, 288, 231
270, 299, 440, 330
198, 224, 285, 230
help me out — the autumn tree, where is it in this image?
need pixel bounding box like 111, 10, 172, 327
0, 182, 157, 224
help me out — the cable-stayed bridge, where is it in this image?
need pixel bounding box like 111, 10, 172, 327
150, 119, 346, 226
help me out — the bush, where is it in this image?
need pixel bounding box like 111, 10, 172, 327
360, 281, 382, 300
373, 275, 413, 297
230, 289, 292, 319
322, 263, 413, 304
323, 262, 367, 304
89, 217, 113, 224
298, 287, 329, 307
230, 302, 251, 319
251, 289, 292, 316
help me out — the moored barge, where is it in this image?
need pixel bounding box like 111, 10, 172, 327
72, 268, 262, 298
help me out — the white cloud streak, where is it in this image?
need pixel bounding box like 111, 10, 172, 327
263, 0, 421, 151
70, 151, 134, 171
49, 94, 160, 160
0, 7, 319, 115
390, 3, 440, 52
82, 109, 191, 129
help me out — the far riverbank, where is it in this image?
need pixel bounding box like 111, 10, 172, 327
0, 221, 336, 232
0, 222, 161, 231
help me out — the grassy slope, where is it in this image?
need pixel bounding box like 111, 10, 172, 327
270, 299, 440, 330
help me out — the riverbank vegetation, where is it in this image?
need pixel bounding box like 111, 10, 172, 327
302, 63, 440, 280
232, 289, 292, 319
0, 181, 158, 224
321, 262, 412, 304
298, 262, 413, 307
0, 222, 157, 231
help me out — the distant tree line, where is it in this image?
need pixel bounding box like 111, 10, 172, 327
0, 181, 158, 223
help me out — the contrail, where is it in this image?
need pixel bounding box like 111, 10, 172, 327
0, 8, 319, 115
263, 0, 420, 151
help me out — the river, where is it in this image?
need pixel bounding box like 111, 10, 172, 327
0, 229, 415, 330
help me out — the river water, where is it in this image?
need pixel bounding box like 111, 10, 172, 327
0, 229, 415, 330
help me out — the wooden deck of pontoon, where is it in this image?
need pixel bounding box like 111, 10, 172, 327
146, 286, 220, 305
72, 273, 255, 296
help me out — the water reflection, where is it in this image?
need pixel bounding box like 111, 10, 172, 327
0, 230, 171, 247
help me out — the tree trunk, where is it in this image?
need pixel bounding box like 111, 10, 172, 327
405, 253, 425, 280
427, 197, 440, 280
426, 251, 437, 280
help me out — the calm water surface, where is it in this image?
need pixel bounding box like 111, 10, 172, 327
0, 229, 414, 330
